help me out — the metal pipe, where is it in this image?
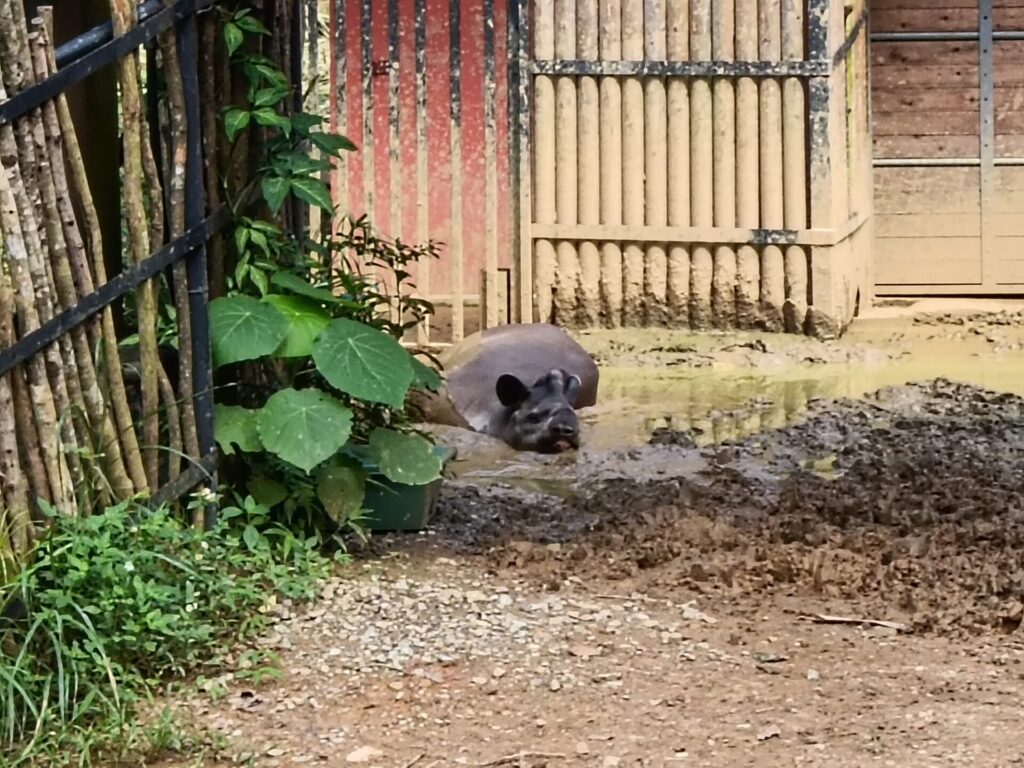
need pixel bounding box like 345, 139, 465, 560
871, 30, 1024, 43
54, 0, 162, 68
874, 157, 1024, 168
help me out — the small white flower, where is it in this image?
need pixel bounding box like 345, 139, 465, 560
195, 553, 204, 562
185, 603, 196, 613
197, 487, 219, 504
124, 561, 135, 573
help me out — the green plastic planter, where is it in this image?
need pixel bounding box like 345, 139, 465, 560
356, 445, 457, 532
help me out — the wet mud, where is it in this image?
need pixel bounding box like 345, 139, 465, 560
402, 313, 1024, 638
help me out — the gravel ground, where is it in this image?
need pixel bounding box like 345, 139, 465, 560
155, 313, 1024, 768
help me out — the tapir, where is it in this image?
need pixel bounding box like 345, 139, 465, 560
412, 323, 599, 453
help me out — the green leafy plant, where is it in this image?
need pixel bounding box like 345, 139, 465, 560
0, 494, 328, 766
214, 8, 445, 540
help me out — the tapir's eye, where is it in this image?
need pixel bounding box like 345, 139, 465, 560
525, 412, 542, 424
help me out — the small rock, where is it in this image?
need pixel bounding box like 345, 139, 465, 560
549, 678, 562, 692
576, 741, 590, 755
568, 643, 602, 659
757, 725, 782, 742
266, 748, 286, 757
806, 669, 821, 681
346, 746, 384, 763
492, 666, 507, 678
602, 757, 621, 767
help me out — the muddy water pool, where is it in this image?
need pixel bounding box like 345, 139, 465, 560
429, 316, 1024, 493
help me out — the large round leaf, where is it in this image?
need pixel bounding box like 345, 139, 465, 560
213, 404, 263, 454
256, 388, 354, 472
368, 428, 442, 486
315, 458, 366, 523
311, 319, 414, 408
262, 294, 331, 358
209, 295, 288, 368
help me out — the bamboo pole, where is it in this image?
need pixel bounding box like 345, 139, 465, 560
43, 8, 147, 493
734, 0, 760, 328
534, 0, 557, 323
0, 127, 73, 514
110, 0, 161, 489
200, 13, 225, 300
553, 0, 580, 325
666, 0, 690, 328
782, 0, 807, 332
621, 0, 644, 325
598, 0, 623, 327
688, 0, 713, 329
711, 0, 736, 328
644, 0, 668, 326
157, 2, 199, 471
577, 0, 601, 327
758, 0, 784, 329
0, 250, 30, 554
0, 4, 84, 498
29, 21, 133, 500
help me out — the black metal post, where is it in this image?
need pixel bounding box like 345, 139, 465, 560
177, 1, 218, 528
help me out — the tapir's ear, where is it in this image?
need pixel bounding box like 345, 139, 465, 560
496, 374, 530, 407
564, 374, 582, 405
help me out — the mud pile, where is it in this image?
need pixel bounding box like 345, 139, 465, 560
429, 379, 1024, 636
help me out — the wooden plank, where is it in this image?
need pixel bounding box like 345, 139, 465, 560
480, 0, 499, 329
873, 167, 981, 213
994, 237, 1024, 284
782, 0, 806, 332
577, 0, 601, 326
735, 0, 760, 328
621, 0, 645, 324
644, 0, 669, 325
534, 0, 557, 323
870, 9, 988, 33
995, 134, 1024, 154
666, 0, 690, 327
875, 212, 981, 237
871, 0, 979, 8
871, 41, 979, 67
711, 0, 737, 328
599, 0, 624, 326
528, 222, 849, 245
449, 0, 465, 341
759, 0, 785, 328
873, 238, 983, 284
689, 0, 714, 328
414, 0, 430, 343
554, 0, 580, 325
872, 87, 979, 112
873, 111, 982, 136
873, 134, 980, 158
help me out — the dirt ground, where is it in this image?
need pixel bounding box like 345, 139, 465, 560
158, 304, 1024, 768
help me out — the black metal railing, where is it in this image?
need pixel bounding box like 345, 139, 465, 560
0, 0, 225, 524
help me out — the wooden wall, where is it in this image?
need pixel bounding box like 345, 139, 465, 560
526, 0, 872, 337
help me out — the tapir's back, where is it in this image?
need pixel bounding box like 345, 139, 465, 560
441, 323, 599, 430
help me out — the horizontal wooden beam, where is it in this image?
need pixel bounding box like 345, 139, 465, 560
875, 285, 1024, 295
528, 59, 829, 78
528, 216, 866, 247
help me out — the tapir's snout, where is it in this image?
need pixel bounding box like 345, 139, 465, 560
545, 416, 580, 453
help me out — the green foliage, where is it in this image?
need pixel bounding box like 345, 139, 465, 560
256, 388, 354, 472
214, 7, 446, 540
209, 295, 289, 368
0, 496, 328, 766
